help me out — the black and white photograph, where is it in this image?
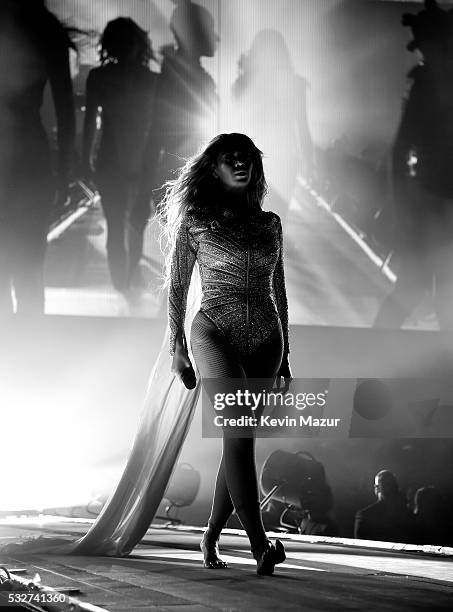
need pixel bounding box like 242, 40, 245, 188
1, 1, 453, 610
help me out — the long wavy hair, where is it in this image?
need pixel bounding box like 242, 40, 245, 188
99, 17, 154, 66
158, 133, 267, 289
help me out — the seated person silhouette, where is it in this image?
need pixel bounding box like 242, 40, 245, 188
354, 470, 416, 543
413, 486, 451, 546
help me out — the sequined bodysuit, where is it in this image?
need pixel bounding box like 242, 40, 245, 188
168, 207, 289, 359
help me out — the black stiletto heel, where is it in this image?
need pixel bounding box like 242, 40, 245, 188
200, 527, 228, 569
254, 539, 286, 576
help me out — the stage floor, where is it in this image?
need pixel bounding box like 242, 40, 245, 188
1, 520, 452, 611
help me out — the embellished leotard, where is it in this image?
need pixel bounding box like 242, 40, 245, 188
168, 207, 290, 359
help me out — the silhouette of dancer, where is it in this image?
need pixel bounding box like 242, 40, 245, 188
162, 133, 291, 574
374, 1, 453, 329
82, 18, 157, 292
144, 0, 218, 201
231, 29, 313, 230
0, 0, 75, 315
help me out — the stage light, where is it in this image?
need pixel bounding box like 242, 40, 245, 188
259, 450, 337, 534
260, 449, 326, 509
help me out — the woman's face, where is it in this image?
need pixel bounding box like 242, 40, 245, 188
213, 149, 253, 193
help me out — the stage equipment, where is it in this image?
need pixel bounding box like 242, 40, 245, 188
260, 450, 332, 533
156, 463, 201, 525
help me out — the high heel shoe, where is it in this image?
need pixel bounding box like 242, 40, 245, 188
200, 527, 228, 569
253, 539, 286, 576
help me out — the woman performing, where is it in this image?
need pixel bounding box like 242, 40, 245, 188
82, 18, 157, 293
161, 132, 292, 575
0, 134, 291, 575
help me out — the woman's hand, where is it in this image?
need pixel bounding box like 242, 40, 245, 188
275, 353, 292, 394
172, 332, 197, 389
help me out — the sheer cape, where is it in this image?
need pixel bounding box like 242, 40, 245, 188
1, 265, 203, 557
